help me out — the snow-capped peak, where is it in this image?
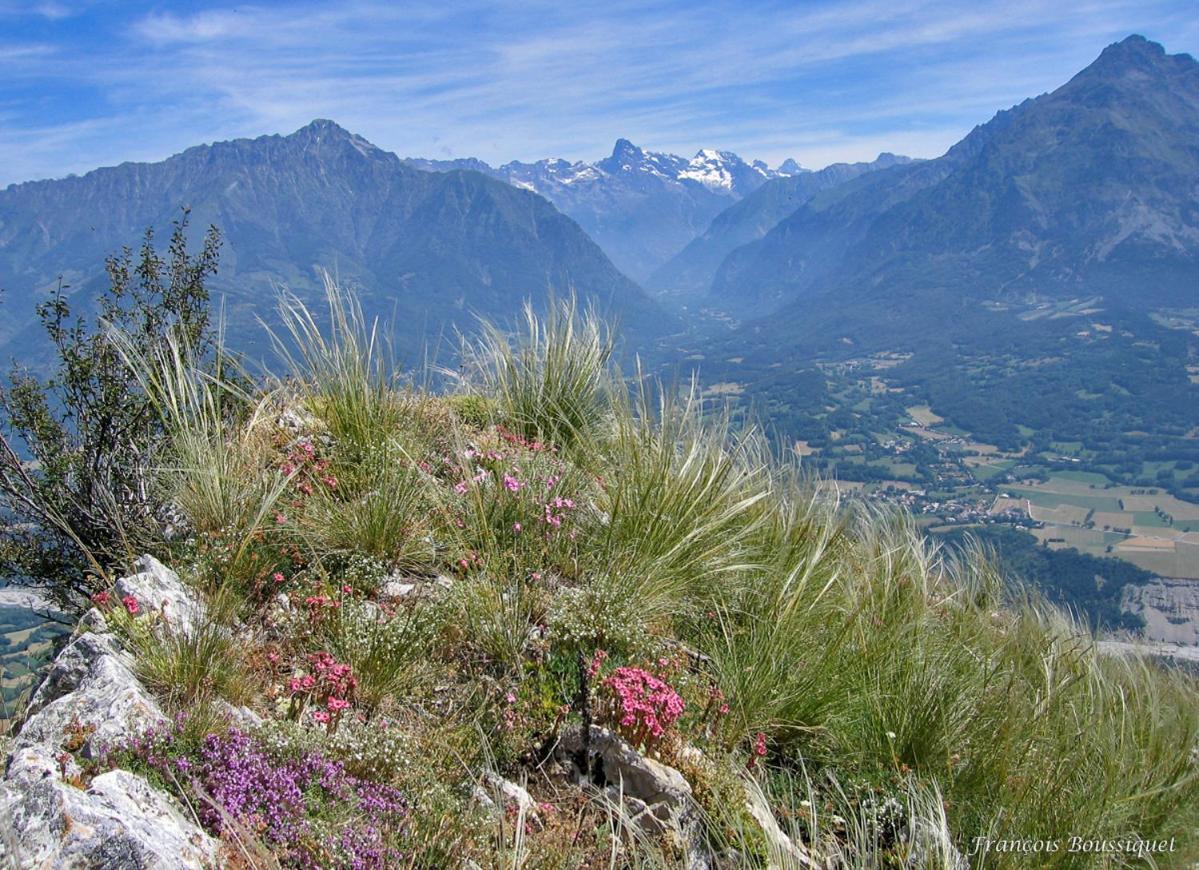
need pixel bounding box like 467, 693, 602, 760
677, 149, 745, 190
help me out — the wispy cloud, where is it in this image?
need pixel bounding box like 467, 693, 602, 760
0, 0, 1194, 186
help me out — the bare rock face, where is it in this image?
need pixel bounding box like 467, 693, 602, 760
1121, 577, 1199, 646
114, 554, 206, 635
14, 614, 162, 759
0, 557, 220, 868
0, 746, 219, 868
561, 726, 709, 868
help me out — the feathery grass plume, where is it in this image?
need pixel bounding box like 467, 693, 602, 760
109, 325, 290, 591
267, 274, 402, 459
584, 372, 770, 627
699, 490, 1199, 865
699, 476, 853, 747
463, 294, 614, 453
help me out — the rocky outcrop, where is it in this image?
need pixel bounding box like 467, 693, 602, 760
0, 746, 218, 868
1121, 577, 1199, 646
114, 554, 206, 636
561, 726, 709, 868
12, 616, 161, 759
0, 559, 220, 868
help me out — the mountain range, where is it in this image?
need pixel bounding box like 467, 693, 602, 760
0, 34, 1195, 463
689, 34, 1199, 468
407, 140, 810, 282
649, 152, 913, 296
706, 35, 1199, 322
0, 120, 669, 365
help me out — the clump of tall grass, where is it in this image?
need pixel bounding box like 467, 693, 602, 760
695, 489, 1199, 865
321, 597, 444, 714
463, 295, 613, 452
582, 377, 770, 626
122, 590, 255, 712
301, 440, 434, 570
110, 326, 290, 589
268, 275, 402, 458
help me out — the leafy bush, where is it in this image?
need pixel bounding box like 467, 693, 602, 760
0, 214, 220, 607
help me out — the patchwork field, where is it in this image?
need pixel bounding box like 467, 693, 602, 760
1, 596, 70, 721
1011, 476, 1199, 579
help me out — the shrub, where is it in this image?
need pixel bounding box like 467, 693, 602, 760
0, 213, 220, 607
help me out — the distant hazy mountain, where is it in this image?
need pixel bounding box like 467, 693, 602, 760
407, 140, 805, 282
693, 35, 1199, 465
710, 35, 1199, 318
0, 120, 672, 364
649, 153, 914, 296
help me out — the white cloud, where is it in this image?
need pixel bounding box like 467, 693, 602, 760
0, 0, 1195, 184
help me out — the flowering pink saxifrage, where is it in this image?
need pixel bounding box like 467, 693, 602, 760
602, 666, 685, 747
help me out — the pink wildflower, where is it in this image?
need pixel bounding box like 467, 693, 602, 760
91, 590, 110, 607
586, 649, 608, 679
312, 710, 330, 723
513, 522, 522, 533
602, 666, 685, 747
121, 595, 140, 615
272, 572, 285, 584
503, 473, 523, 492
748, 732, 768, 769
275, 512, 288, 524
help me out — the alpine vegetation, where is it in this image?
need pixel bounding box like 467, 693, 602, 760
1, 261, 1196, 867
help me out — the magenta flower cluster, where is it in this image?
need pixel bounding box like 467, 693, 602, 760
118, 722, 407, 868
602, 666, 686, 748
289, 651, 358, 730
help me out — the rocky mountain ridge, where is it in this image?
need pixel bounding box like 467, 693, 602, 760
406, 138, 810, 281
0, 120, 671, 366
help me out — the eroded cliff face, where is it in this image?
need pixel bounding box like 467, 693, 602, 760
0, 556, 219, 869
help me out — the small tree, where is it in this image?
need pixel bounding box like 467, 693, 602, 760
0, 210, 220, 610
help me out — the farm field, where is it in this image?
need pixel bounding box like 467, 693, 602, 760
1010, 476, 1199, 579
1, 600, 69, 720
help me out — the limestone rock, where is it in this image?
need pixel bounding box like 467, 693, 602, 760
561, 726, 709, 867
482, 771, 539, 816
114, 554, 205, 635
381, 573, 453, 600
16, 629, 162, 759
744, 785, 817, 868
0, 745, 218, 868
588, 728, 692, 834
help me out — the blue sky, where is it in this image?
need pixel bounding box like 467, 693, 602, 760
1, 0, 1196, 186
